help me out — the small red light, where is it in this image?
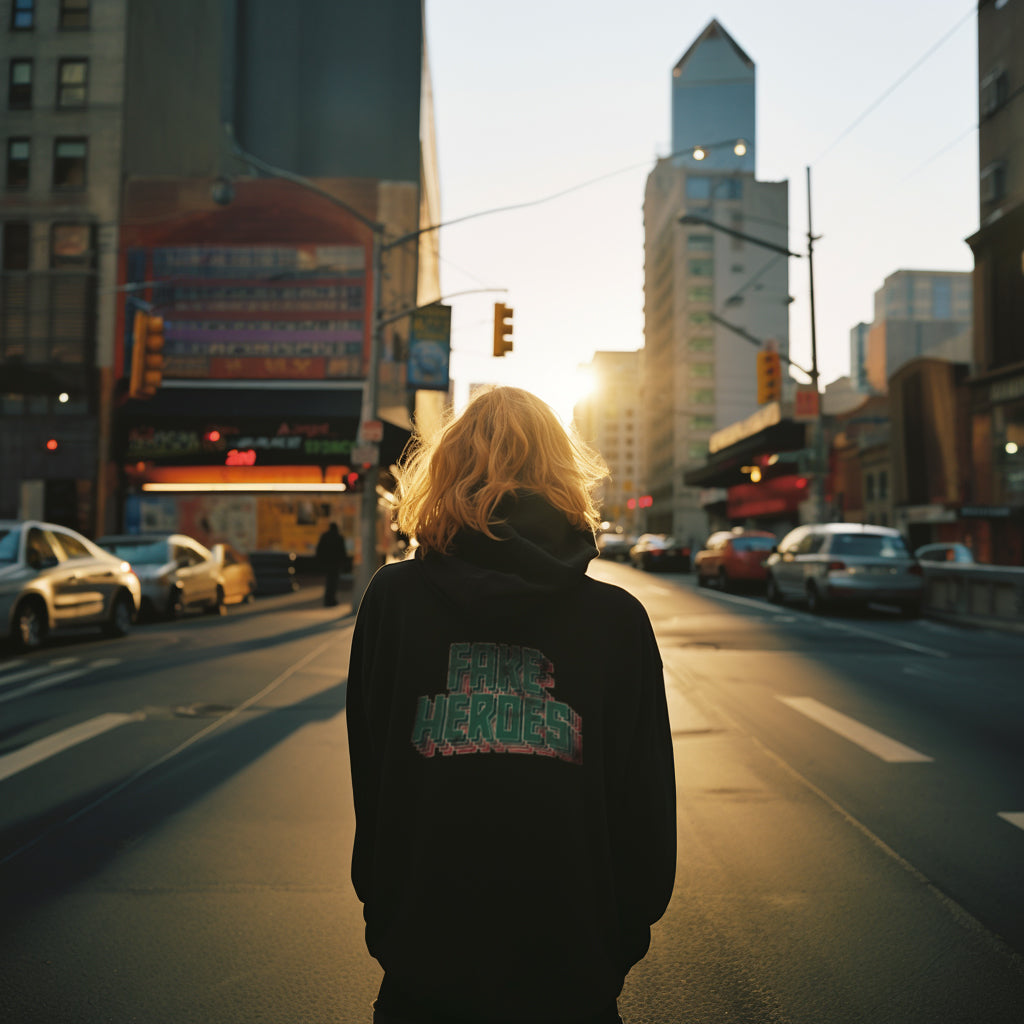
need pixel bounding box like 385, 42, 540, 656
826, 560, 847, 572
45, 438, 58, 451
206, 430, 222, 443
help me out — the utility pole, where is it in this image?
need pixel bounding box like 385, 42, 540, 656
806, 165, 827, 522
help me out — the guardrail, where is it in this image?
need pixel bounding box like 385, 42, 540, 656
921, 563, 1024, 634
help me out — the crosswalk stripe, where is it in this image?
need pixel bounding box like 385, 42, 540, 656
777, 696, 933, 763
0, 666, 95, 706
0, 660, 79, 686
0, 713, 141, 783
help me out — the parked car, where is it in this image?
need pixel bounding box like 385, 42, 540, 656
0, 519, 141, 651
694, 529, 777, 591
764, 522, 924, 616
96, 533, 224, 619
914, 542, 975, 564
213, 543, 257, 605
629, 534, 691, 572
596, 531, 635, 562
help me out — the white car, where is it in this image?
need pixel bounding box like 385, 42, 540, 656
96, 533, 224, 619
0, 520, 141, 651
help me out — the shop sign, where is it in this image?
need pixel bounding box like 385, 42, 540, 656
407, 304, 452, 391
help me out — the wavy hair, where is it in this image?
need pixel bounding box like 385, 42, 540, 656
395, 386, 608, 554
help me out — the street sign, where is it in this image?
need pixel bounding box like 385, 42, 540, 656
793, 386, 820, 421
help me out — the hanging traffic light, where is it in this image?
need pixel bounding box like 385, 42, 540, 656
756, 349, 782, 404
128, 311, 165, 399
492, 302, 514, 357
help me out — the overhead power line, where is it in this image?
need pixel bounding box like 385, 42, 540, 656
812, 4, 976, 166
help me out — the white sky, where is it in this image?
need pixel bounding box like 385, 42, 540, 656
424, 0, 979, 423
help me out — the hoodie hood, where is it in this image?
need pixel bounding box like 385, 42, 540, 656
421, 491, 597, 609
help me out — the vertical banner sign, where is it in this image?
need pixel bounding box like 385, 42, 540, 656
407, 304, 452, 391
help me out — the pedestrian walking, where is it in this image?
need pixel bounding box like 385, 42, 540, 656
346, 386, 676, 1024
316, 521, 349, 607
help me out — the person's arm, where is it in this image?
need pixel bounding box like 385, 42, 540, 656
611, 610, 677, 969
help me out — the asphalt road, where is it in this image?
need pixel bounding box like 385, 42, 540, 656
1, 566, 1022, 1022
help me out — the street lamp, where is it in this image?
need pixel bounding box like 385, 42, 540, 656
679, 165, 827, 521
691, 138, 748, 162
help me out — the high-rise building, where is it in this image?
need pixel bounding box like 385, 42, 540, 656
862, 270, 973, 394
572, 350, 644, 530
643, 19, 789, 542
1, 1, 439, 559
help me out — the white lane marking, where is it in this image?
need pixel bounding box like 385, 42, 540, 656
0, 663, 54, 686
0, 712, 141, 782
997, 812, 1024, 832
0, 666, 95, 706
816, 618, 949, 659
777, 696, 934, 763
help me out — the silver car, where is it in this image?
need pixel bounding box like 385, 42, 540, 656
765, 522, 925, 617
96, 533, 224, 619
0, 520, 141, 651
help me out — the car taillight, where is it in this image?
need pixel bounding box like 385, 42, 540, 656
908, 563, 923, 575
826, 560, 847, 572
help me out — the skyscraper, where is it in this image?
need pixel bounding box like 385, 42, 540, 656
643, 19, 789, 543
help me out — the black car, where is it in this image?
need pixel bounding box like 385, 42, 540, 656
629, 534, 691, 572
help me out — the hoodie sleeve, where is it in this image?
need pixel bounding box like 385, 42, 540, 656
611, 608, 677, 970
345, 575, 384, 907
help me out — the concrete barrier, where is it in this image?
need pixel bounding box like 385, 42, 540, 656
921, 563, 1024, 634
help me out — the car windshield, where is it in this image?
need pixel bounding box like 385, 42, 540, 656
0, 527, 20, 563
830, 533, 908, 558
732, 537, 776, 552
101, 539, 170, 564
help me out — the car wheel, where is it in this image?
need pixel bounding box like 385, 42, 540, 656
167, 587, 185, 619
12, 596, 48, 651
717, 568, 731, 593
806, 582, 827, 615
104, 591, 134, 637
766, 574, 783, 604
204, 585, 226, 616
244, 584, 255, 605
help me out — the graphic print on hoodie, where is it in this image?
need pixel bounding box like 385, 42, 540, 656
411, 641, 583, 763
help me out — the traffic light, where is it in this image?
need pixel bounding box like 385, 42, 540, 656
492, 302, 514, 357
756, 349, 782, 404
344, 470, 363, 493
128, 311, 165, 399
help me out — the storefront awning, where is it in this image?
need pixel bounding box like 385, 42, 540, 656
683, 420, 808, 488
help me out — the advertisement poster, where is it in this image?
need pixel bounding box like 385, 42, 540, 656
407, 303, 451, 391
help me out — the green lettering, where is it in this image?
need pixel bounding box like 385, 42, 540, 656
442, 692, 470, 747
469, 642, 497, 692
466, 692, 497, 749
494, 694, 523, 746
496, 644, 523, 694
545, 700, 571, 757
411, 694, 447, 756
447, 642, 472, 693
522, 647, 543, 695
523, 695, 547, 747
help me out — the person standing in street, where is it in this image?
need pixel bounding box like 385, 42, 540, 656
316, 521, 349, 607
346, 386, 676, 1024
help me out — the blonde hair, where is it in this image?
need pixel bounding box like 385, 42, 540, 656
395, 386, 608, 555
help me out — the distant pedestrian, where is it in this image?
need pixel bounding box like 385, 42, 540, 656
346, 386, 676, 1024
316, 522, 349, 607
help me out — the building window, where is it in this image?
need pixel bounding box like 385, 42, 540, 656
51, 223, 94, 267
691, 415, 714, 431
688, 286, 712, 303
8, 59, 33, 109
716, 178, 743, 200
865, 473, 875, 501
931, 279, 951, 320
688, 441, 708, 461
53, 137, 87, 189
691, 388, 714, 406
59, 0, 90, 30
980, 162, 1006, 204
688, 258, 713, 277
689, 336, 713, 353
685, 176, 711, 200
57, 59, 88, 108
2, 221, 30, 269
6, 138, 30, 190
689, 311, 711, 327
878, 470, 888, 500
11, 0, 34, 30
687, 233, 713, 250
980, 68, 1008, 117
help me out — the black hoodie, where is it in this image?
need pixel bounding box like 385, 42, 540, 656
346, 494, 676, 1023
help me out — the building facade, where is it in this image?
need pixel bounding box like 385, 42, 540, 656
1, 0, 439, 565
572, 350, 644, 532
964, 0, 1024, 561
643, 19, 789, 543
863, 269, 972, 394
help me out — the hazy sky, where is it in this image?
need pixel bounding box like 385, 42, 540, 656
424, 0, 979, 422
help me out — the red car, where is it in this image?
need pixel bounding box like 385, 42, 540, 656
694, 529, 777, 592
